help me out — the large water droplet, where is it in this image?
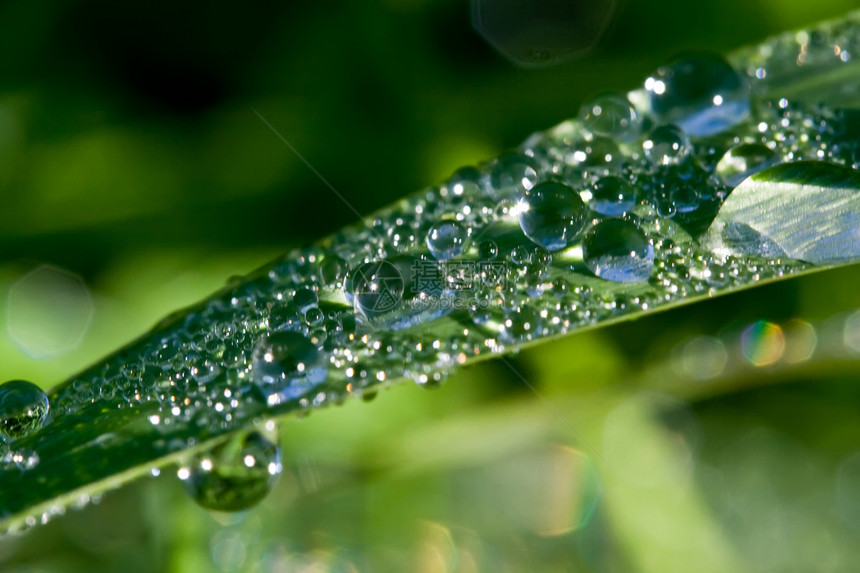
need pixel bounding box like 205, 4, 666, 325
704, 161, 860, 264
589, 175, 636, 216
579, 93, 641, 141
251, 332, 327, 405
0, 380, 49, 440
518, 181, 587, 251
426, 220, 471, 261
583, 220, 654, 283
181, 430, 282, 512
646, 52, 750, 137
715, 143, 779, 187
643, 124, 689, 166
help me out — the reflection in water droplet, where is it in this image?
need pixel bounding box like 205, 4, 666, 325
426, 220, 471, 261
643, 124, 689, 166
589, 175, 636, 216
518, 181, 587, 250
251, 332, 327, 405
579, 93, 641, 141
741, 321, 785, 366
646, 52, 750, 137
716, 143, 779, 187
583, 220, 654, 283
182, 431, 282, 512
0, 380, 49, 440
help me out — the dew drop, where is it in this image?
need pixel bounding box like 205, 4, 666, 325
1, 447, 40, 471
478, 240, 499, 260
489, 153, 539, 198
182, 431, 282, 512
426, 220, 471, 261
646, 52, 750, 137
251, 332, 327, 404
292, 287, 318, 313
589, 175, 636, 216
579, 93, 641, 141
448, 166, 483, 196
0, 380, 49, 440
518, 181, 587, 251
715, 143, 779, 187
583, 219, 655, 283
643, 124, 689, 166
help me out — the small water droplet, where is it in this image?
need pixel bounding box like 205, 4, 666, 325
643, 124, 689, 166
182, 431, 282, 512
0, 380, 49, 440
583, 220, 654, 283
589, 175, 637, 216
715, 143, 779, 186
579, 93, 641, 141
646, 52, 750, 137
251, 332, 327, 404
489, 153, 539, 198
518, 181, 587, 250
293, 287, 318, 313
478, 240, 499, 260
426, 220, 471, 261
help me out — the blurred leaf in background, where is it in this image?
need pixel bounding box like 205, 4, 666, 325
1, 0, 859, 571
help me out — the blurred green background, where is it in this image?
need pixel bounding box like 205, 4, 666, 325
1, 0, 860, 571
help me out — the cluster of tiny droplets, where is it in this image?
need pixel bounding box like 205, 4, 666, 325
0, 11, 857, 524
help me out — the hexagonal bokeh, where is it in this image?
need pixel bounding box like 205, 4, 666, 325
471, 0, 616, 68
6, 265, 94, 358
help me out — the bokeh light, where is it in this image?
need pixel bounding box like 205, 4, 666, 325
6, 265, 94, 358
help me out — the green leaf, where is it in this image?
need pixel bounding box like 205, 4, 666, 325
704, 161, 860, 263
1, 10, 859, 533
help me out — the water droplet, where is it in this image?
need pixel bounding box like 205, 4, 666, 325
583, 219, 654, 283
293, 287, 318, 313
1, 447, 40, 471
182, 431, 282, 512
251, 332, 327, 404
589, 175, 636, 216
0, 380, 49, 440
448, 166, 483, 197
489, 153, 539, 198
646, 52, 750, 137
518, 181, 587, 250
579, 93, 641, 140
643, 124, 689, 166
478, 240, 499, 260
426, 220, 471, 261
715, 143, 779, 187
